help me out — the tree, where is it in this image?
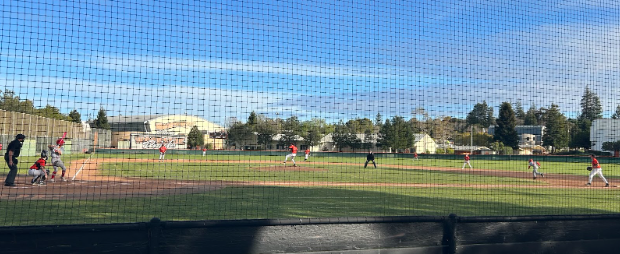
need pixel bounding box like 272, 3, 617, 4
68, 109, 81, 123
378, 116, 413, 152
187, 125, 204, 149
227, 122, 253, 149
493, 102, 519, 150
36, 105, 69, 120
602, 141, 620, 157
362, 129, 374, 150
332, 121, 351, 151
279, 116, 302, 146
579, 86, 602, 122
612, 105, 620, 119
523, 104, 538, 125
255, 118, 277, 149
375, 113, 382, 127
542, 104, 569, 153
0, 90, 36, 114
94, 107, 111, 129
247, 111, 258, 130
466, 101, 494, 129
514, 101, 526, 122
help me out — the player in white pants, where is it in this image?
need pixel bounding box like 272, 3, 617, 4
283, 143, 298, 167
528, 159, 544, 179
461, 154, 472, 169
587, 154, 609, 187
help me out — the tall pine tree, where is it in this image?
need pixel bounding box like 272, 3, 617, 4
493, 102, 519, 150
543, 104, 569, 153
94, 107, 110, 130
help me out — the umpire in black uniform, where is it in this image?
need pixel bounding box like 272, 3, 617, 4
364, 151, 377, 168
4, 134, 25, 186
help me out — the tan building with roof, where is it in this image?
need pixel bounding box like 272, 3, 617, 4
105, 115, 225, 149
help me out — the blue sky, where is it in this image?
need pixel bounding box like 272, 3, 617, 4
2, 0, 620, 126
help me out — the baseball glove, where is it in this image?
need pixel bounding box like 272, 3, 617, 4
587, 167, 592, 171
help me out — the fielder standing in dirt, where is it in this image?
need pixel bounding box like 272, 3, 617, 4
283, 143, 298, 167
528, 158, 544, 179
461, 153, 472, 169
587, 154, 609, 187
49, 138, 68, 182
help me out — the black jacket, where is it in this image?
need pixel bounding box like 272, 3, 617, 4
5, 139, 22, 158
366, 153, 375, 161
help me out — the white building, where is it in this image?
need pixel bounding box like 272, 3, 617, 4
590, 119, 620, 151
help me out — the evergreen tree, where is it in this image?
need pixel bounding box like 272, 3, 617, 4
187, 125, 204, 149
94, 107, 111, 130
68, 109, 81, 123
579, 86, 603, 122
542, 104, 569, 153
523, 104, 538, 125
466, 101, 494, 128
514, 100, 526, 124
247, 111, 258, 130
375, 113, 382, 128
493, 102, 519, 150
612, 105, 620, 119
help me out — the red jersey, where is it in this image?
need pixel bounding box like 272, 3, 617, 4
159, 146, 167, 153
289, 145, 298, 154
202, 148, 206, 152
30, 158, 46, 170
592, 158, 601, 168
304, 149, 310, 155
464, 155, 470, 161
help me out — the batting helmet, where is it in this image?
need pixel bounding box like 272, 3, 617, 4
56, 138, 65, 146
16, 134, 26, 140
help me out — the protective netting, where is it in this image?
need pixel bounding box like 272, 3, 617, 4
2, 0, 620, 226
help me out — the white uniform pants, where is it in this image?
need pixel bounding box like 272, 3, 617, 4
462, 161, 472, 169
532, 165, 542, 177
284, 153, 296, 164
305, 154, 309, 160
588, 167, 608, 184
159, 152, 166, 160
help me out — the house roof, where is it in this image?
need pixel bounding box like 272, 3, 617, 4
106, 115, 173, 123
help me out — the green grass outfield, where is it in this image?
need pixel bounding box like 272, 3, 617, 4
2, 154, 620, 226
1, 186, 619, 226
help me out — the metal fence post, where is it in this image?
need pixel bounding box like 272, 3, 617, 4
442, 213, 457, 254
148, 217, 162, 254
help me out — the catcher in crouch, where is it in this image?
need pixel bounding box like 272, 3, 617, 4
49, 138, 68, 182
28, 151, 49, 185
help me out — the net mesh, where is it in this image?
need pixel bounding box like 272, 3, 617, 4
1, 0, 620, 226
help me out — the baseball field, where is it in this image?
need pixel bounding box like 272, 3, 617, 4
1, 154, 619, 226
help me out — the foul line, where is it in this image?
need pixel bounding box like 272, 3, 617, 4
72, 154, 92, 181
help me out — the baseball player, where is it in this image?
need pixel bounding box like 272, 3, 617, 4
461, 154, 472, 169
49, 138, 68, 182
28, 154, 49, 185
587, 154, 609, 187
528, 158, 544, 179
304, 148, 310, 161
202, 147, 207, 157
283, 143, 298, 167
413, 152, 419, 160
159, 144, 167, 161
364, 151, 377, 168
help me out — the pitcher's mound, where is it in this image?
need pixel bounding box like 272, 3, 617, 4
253, 165, 327, 171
